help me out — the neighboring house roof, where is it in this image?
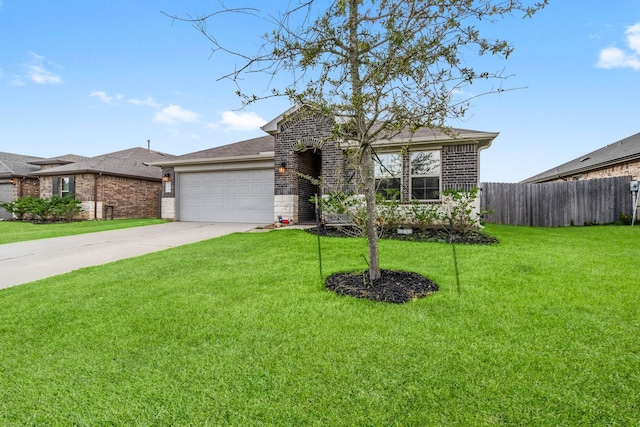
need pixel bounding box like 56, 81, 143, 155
151, 135, 275, 167
0, 152, 44, 178
28, 154, 90, 166
34, 147, 175, 181
522, 131, 640, 183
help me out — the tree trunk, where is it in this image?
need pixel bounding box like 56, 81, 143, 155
362, 143, 381, 281
348, 0, 381, 281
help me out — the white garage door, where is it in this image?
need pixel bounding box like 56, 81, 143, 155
0, 183, 14, 219
179, 169, 274, 223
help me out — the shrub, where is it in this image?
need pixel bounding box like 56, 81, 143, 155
316, 188, 485, 234
0, 195, 83, 222
0, 196, 41, 220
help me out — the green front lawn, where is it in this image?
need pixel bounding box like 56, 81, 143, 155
0, 218, 167, 244
0, 225, 638, 425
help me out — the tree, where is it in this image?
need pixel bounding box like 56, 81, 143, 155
170, 0, 547, 280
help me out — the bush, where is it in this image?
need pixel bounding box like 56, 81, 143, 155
0, 195, 83, 222
315, 188, 485, 234
0, 196, 41, 220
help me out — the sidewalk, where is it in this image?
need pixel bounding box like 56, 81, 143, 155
0, 222, 261, 290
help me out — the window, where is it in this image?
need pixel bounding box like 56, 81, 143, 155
60, 177, 70, 196
411, 151, 440, 200
374, 153, 402, 198
53, 176, 74, 198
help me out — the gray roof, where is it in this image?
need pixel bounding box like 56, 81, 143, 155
28, 154, 90, 166
0, 152, 44, 178
35, 147, 175, 180
172, 135, 275, 161
379, 126, 498, 147
522, 131, 640, 183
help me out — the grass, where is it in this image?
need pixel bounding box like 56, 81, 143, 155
0, 218, 167, 244
0, 224, 638, 425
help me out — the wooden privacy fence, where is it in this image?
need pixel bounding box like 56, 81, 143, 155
480, 176, 633, 227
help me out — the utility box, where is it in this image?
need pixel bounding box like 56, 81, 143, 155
631, 181, 639, 192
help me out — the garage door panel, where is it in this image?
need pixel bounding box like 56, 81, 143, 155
179, 169, 274, 223
0, 183, 14, 219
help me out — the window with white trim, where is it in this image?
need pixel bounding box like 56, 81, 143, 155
410, 151, 440, 200
374, 153, 402, 198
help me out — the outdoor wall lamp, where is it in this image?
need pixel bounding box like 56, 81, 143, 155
162, 173, 171, 182
9, 178, 16, 185
278, 162, 287, 173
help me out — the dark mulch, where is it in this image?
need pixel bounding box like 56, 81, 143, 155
306, 225, 498, 244
307, 225, 495, 303
325, 269, 439, 304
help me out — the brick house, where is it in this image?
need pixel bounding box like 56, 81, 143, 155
34, 148, 175, 219
153, 106, 498, 224
522, 131, 640, 183
0, 152, 44, 219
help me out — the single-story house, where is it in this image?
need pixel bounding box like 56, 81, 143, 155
152, 107, 498, 224
522, 131, 640, 183
0, 152, 44, 219
33, 147, 175, 219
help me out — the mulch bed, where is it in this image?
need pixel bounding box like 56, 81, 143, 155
307, 225, 497, 303
306, 225, 499, 244
325, 269, 439, 304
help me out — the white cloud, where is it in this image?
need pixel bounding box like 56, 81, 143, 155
27, 52, 62, 84
596, 22, 640, 70
129, 96, 162, 108
626, 23, 640, 52
212, 111, 267, 131
89, 90, 124, 104
154, 104, 200, 125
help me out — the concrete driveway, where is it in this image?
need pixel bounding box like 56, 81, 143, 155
0, 222, 262, 290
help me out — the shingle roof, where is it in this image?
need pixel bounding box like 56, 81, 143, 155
522, 131, 640, 183
0, 152, 44, 178
28, 154, 90, 166
35, 147, 175, 180
379, 126, 498, 146
172, 135, 275, 161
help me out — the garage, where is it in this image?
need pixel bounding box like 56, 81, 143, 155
0, 183, 14, 219
178, 169, 274, 223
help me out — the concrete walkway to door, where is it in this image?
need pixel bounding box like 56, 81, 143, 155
0, 222, 262, 290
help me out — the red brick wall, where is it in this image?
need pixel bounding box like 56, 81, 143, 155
18, 178, 40, 198
97, 175, 161, 219
40, 174, 161, 219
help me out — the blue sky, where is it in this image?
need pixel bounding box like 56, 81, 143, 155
1, 1, 639, 182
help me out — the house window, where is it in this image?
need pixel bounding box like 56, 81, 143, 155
411, 151, 441, 200
60, 177, 71, 196
374, 153, 402, 198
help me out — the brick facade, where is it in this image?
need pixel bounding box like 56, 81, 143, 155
15, 178, 40, 198
548, 158, 640, 182
271, 111, 483, 222
275, 113, 335, 222
441, 143, 480, 192
40, 173, 161, 219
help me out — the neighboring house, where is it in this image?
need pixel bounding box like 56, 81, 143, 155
33, 147, 175, 219
153, 107, 498, 224
522, 131, 640, 183
0, 152, 43, 219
